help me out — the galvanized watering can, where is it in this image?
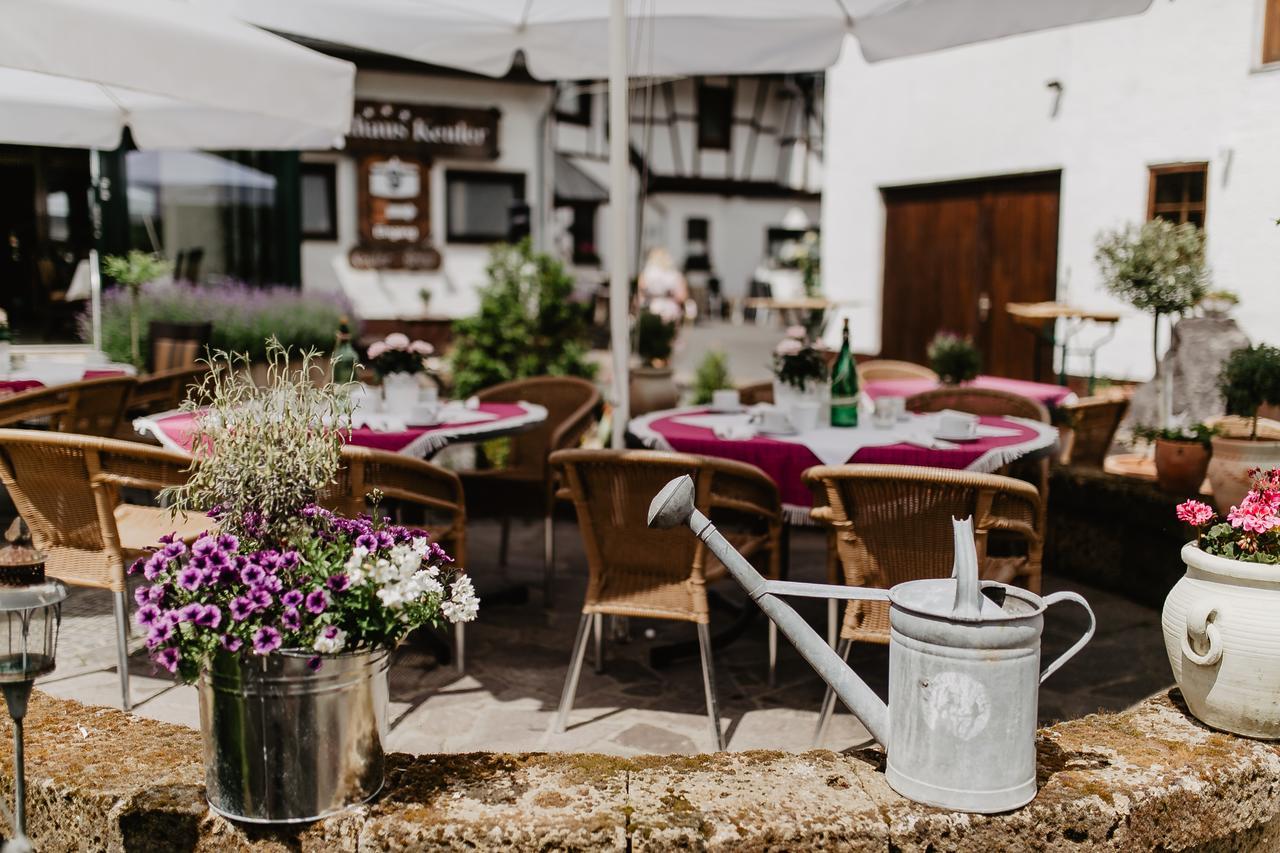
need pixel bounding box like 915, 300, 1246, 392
648, 476, 1096, 813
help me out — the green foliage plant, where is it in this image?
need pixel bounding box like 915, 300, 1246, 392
1095, 220, 1208, 383
103, 250, 172, 367
635, 309, 677, 367
692, 350, 733, 405
162, 339, 354, 542
927, 331, 981, 384
449, 239, 597, 398
1219, 344, 1280, 440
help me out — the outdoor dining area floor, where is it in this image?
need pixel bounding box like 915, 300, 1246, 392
38, 514, 1172, 758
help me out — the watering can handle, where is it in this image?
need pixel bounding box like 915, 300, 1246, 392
1039, 591, 1097, 685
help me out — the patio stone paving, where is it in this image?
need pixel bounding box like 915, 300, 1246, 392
33, 515, 1175, 757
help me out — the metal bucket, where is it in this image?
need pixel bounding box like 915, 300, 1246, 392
197, 647, 390, 823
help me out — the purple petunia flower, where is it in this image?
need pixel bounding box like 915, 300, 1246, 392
306, 656, 323, 672
178, 602, 205, 623
252, 626, 282, 655
326, 574, 350, 593
259, 574, 283, 594
376, 530, 395, 550
134, 585, 153, 607
220, 634, 243, 652
146, 620, 175, 648
135, 604, 162, 628
280, 607, 302, 631
177, 566, 204, 591
158, 532, 178, 545
142, 553, 167, 581
304, 589, 330, 615
229, 596, 255, 622
128, 557, 146, 577
281, 589, 304, 608
162, 541, 187, 559
217, 533, 240, 552
194, 605, 223, 629
155, 646, 181, 673
248, 588, 273, 610
355, 533, 378, 551
279, 551, 300, 570
191, 535, 219, 558
240, 563, 266, 586
430, 542, 454, 563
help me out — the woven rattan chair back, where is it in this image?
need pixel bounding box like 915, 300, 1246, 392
0, 430, 196, 591
804, 464, 1042, 645
474, 376, 600, 481
126, 366, 209, 420
736, 381, 774, 406
1060, 395, 1129, 467
552, 448, 781, 624
857, 359, 938, 382
0, 375, 136, 437
148, 320, 212, 372
322, 445, 467, 567
905, 386, 1050, 423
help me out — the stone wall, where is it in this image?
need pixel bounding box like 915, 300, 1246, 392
3, 690, 1280, 851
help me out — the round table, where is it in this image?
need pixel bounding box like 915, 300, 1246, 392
629, 406, 1058, 522
861, 375, 1076, 410
0, 362, 135, 396
135, 401, 548, 459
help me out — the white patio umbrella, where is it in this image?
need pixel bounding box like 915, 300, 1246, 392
0, 0, 356, 350
209, 0, 1152, 445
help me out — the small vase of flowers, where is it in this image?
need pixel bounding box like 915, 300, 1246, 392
772, 325, 829, 416
927, 331, 981, 386
1164, 470, 1280, 739
367, 332, 434, 413
142, 340, 477, 822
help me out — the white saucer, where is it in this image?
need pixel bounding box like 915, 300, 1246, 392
758, 425, 799, 436
935, 430, 980, 442
709, 404, 744, 414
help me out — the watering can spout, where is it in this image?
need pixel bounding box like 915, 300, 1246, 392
950, 516, 984, 619
647, 476, 891, 747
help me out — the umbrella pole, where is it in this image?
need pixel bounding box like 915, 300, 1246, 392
88, 149, 103, 353
608, 0, 630, 448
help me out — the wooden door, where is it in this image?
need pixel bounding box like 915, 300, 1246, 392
880, 172, 1059, 380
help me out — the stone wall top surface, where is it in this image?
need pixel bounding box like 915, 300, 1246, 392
4, 689, 1280, 851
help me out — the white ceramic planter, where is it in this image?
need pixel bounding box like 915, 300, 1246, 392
1162, 543, 1280, 739
1206, 435, 1280, 514
772, 378, 830, 424
381, 372, 420, 414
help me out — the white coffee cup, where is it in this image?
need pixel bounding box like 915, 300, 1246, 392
938, 411, 978, 438
789, 400, 820, 432
752, 406, 794, 433
712, 389, 741, 411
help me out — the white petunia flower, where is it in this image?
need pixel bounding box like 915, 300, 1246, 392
411, 537, 429, 557
313, 626, 347, 654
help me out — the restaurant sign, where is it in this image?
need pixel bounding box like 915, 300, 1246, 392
350, 154, 440, 271
347, 100, 499, 160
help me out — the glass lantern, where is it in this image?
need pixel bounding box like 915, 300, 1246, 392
0, 573, 66, 847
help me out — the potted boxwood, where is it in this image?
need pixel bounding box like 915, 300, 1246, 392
1165, 483, 1280, 739
1207, 344, 1280, 513
1134, 422, 1217, 494
926, 331, 981, 386
138, 340, 478, 823
630, 307, 680, 415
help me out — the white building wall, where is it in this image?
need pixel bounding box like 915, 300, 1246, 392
823, 0, 1280, 379
301, 70, 553, 319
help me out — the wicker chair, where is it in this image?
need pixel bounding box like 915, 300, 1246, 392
459, 376, 599, 604
1058, 395, 1129, 467
119, 366, 209, 441
857, 359, 938, 382
320, 445, 470, 671
736, 380, 774, 406
803, 464, 1042, 745
549, 449, 784, 752
0, 375, 136, 437
148, 320, 212, 372
0, 430, 207, 710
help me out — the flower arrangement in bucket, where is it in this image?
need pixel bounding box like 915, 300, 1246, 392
771, 325, 830, 420
1164, 470, 1280, 739
927, 331, 981, 386
140, 339, 477, 823
367, 332, 435, 412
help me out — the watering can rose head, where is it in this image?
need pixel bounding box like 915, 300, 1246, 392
130, 505, 477, 682
1177, 468, 1280, 562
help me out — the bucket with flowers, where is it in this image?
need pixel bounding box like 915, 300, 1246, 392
367, 332, 435, 413
1164, 468, 1280, 738
771, 325, 830, 420
137, 341, 477, 822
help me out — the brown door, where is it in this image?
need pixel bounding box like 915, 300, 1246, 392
880, 172, 1059, 380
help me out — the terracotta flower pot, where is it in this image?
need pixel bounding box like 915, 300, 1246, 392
1207, 434, 1280, 514
1163, 544, 1280, 739
1153, 438, 1210, 494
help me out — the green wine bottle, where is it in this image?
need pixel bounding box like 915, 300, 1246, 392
331, 317, 359, 385
830, 318, 859, 427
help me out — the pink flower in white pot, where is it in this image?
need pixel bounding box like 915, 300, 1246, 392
366, 341, 388, 359
384, 332, 411, 350
774, 338, 804, 356
409, 340, 434, 356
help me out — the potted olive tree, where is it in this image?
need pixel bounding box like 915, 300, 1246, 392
630, 308, 680, 415
103, 250, 171, 368
1207, 344, 1280, 512
1095, 220, 1207, 429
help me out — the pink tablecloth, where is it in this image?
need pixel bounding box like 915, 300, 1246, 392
0, 368, 129, 396
631, 408, 1057, 519
135, 402, 546, 459
862, 375, 1075, 409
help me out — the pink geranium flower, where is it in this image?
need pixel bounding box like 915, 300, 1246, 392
1227, 494, 1280, 535
384, 332, 411, 350
1175, 500, 1215, 527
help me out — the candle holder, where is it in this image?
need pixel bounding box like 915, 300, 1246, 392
0, 549, 65, 851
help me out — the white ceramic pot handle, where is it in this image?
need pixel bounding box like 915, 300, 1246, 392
1181, 601, 1223, 667
1040, 591, 1098, 684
